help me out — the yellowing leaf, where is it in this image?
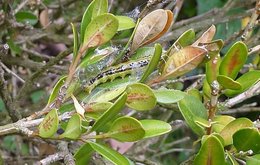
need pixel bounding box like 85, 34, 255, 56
71, 95, 85, 117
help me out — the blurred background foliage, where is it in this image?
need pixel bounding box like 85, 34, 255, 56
0, 0, 259, 164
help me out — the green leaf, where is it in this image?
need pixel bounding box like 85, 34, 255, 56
140, 43, 162, 83
71, 23, 79, 61
225, 70, 260, 97
217, 75, 242, 90
206, 54, 221, 84
177, 95, 208, 135
212, 115, 235, 133
89, 86, 126, 103
126, 83, 156, 111
130, 47, 154, 60
7, 39, 22, 55
83, 13, 118, 48
15, 11, 38, 25
39, 109, 59, 138
59, 114, 82, 139
80, 0, 95, 42
106, 116, 145, 142
91, 0, 108, 19
85, 102, 113, 119
74, 143, 93, 165
226, 151, 239, 165
140, 120, 172, 138
219, 41, 248, 79
247, 154, 260, 165
153, 88, 185, 104
88, 141, 131, 165
47, 76, 66, 104
91, 93, 127, 132
219, 118, 253, 146
194, 135, 226, 165
187, 88, 202, 101
116, 16, 136, 31
233, 128, 260, 154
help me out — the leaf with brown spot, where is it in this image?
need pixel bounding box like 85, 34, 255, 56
219, 41, 248, 79
131, 9, 173, 53
39, 109, 59, 138
83, 13, 118, 48
126, 83, 156, 111
106, 116, 145, 142
157, 46, 207, 82
193, 25, 216, 46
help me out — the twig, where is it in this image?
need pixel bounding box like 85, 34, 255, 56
225, 80, 260, 108
220, 107, 260, 115
0, 65, 22, 121
153, 148, 194, 157
241, 0, 260, 41
14, 0, 30, 14
0, 61, 25, 83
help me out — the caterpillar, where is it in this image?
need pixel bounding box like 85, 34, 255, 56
83, 58, 150, 92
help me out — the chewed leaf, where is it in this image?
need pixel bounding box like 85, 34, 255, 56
217, 75, 242, 90
126, 83, 156, 111
116, 16, 136, 31
225, 70, 260, 97
131, 9, 173, 53
59, 114, 82, 139
83, 13, 118, 48
71, 95, 85, 117
140, 120, 172, 138
157, 46, 207, 82
107, 116, 145, 142
139, 43, 162, 83
219, 41, 248, 79
39, 109, 59, 138
193, 25, 216, 46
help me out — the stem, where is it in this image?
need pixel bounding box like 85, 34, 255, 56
206, 80, 220, 135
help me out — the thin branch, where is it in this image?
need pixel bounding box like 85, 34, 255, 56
225, 80, 260, 108
0, 61, 25, 83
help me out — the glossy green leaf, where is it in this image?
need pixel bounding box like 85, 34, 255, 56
39, 109, 59, 138
217, 75, 242, 90
59, 114, 82, 139
91, 93, 127, 132
47, 76, 66, 104
140, 120, 172, 138
107, 116, 145, 142
194, 135, 226, 165
88, 141, 131, 165
219, 41, 248, 79
89, 86, 126, 103
91, 0, 108, 19
116, 16, 136, 31
15, 11, 38, 25
225, 70, 260, 97
74, 143, 93, 165
126, 83, 156, 111
247, 154, 260, 165
71, 23, 79, 61
140, 44, 162, 83
177, 95, 208, 135
233, 128, 260, 153
80, 0, 95, 42
187, 88, 202, 101
83, 13, 118, 48
153, 88, 185, 104
220, 118, 253, 146
206, 54, 221, 84
212, 115, 235, 133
